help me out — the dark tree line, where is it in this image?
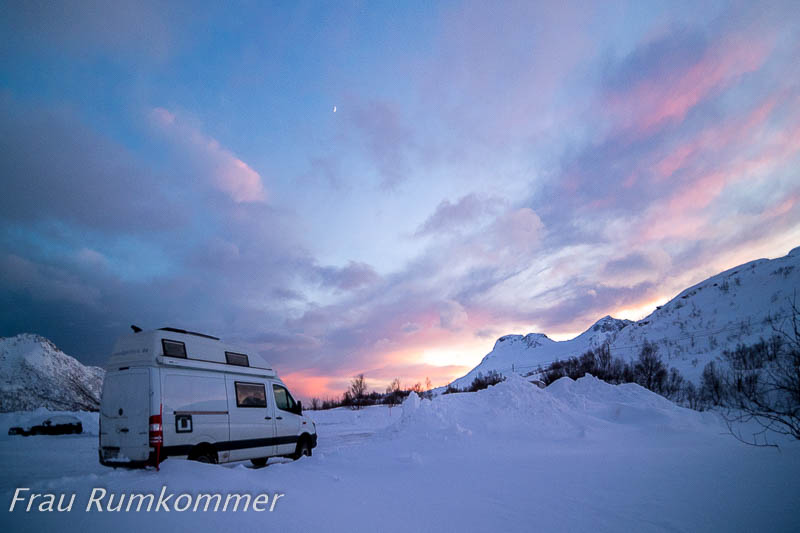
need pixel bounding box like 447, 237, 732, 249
443, 370, 505, 394
534, 341, 693, 404
308, 375, 434, 411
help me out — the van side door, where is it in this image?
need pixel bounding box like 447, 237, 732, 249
225, 376, 277, 462
271, 383, 302, 455
162, 371, 228, 458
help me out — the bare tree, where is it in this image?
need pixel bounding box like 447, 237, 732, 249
310, 397, 320, 410
385, 378, 402, 407
633, 341, 667, 393
722, 296, 800, 446
423, 377, 433, 399
349, 374, 367, 410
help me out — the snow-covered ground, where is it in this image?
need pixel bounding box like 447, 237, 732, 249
2, 377, 799, 532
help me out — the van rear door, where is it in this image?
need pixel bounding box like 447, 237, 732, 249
99, 368, 151, 464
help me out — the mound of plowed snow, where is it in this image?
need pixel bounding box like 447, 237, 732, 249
393, 375, 716, 441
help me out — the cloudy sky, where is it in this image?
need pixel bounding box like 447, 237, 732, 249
1, 1, 799, 399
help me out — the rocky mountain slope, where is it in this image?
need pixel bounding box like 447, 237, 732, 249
0, 334, 105, 412
450, 246, 800, 388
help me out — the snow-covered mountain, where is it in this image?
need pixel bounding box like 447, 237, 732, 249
450, 316, 632, 389
0, 334, 105, 412
451, 246, 800, 388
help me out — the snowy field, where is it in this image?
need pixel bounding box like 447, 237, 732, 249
1, 376, 799, 532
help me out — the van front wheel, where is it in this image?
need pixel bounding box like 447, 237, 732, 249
291, 437, 312, 460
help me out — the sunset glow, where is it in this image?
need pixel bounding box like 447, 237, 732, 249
1, 2, 799, 401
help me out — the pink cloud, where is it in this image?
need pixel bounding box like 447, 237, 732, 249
492, 208, 544, 252
654, 143, 694, 181
608, 34, 773, 135
150, 107, 266, 203
762, 192, 800, 219
651, 93, 781, 183
622, 171, 639, 189
667, 170, 727, 211
639, 114, 799, 243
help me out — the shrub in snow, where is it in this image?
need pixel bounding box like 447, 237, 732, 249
442, 383, 462, 395
633, 341, 668, 393
466, 371, 505, 392
700, 361, 726, 406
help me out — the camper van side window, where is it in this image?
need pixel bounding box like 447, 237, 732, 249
162, 339, 187, 358
225, 351, 249, 367
235, 382, 267, 408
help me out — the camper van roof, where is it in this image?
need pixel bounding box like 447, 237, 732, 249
157, 327, 220, 340
109, 327, 275, 376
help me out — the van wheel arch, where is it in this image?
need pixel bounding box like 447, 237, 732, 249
290, 434, 313, 460
188, 443, 218, 464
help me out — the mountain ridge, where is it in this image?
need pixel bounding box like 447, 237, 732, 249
0, 333, 105, 412
450, 247, 800, 389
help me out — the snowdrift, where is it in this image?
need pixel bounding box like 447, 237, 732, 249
394, 375, 716, 443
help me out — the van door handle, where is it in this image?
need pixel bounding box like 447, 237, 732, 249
264, 416, 271, 420
276, 416, 283, 420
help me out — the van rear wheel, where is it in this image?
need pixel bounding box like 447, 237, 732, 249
250, 457, 268, 467
188, 445, 218, 464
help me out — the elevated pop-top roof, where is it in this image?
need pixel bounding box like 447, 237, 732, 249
107, 327, 275, 377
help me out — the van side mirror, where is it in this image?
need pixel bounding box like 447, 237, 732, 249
295, 401, 302, 414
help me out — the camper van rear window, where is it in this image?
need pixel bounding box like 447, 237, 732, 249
225, 351, 249, 367
235, 382, 267, 408
162, 339, 187, 358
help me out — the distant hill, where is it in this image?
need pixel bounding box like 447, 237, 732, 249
450, 246, 800, 389
0, 334, 105, 412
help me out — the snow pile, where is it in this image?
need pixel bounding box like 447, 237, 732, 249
0, 334, 105, 412
394, 375, 714, 443
451, 246, 800, 387
546, 374, 714, 432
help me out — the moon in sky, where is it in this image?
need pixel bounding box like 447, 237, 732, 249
333, 105, 337, 113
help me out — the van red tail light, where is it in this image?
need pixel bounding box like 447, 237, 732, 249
149, 414, 163, 445
150, 405, 163, 470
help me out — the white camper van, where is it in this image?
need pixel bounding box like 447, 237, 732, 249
99, 327, 316, 468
